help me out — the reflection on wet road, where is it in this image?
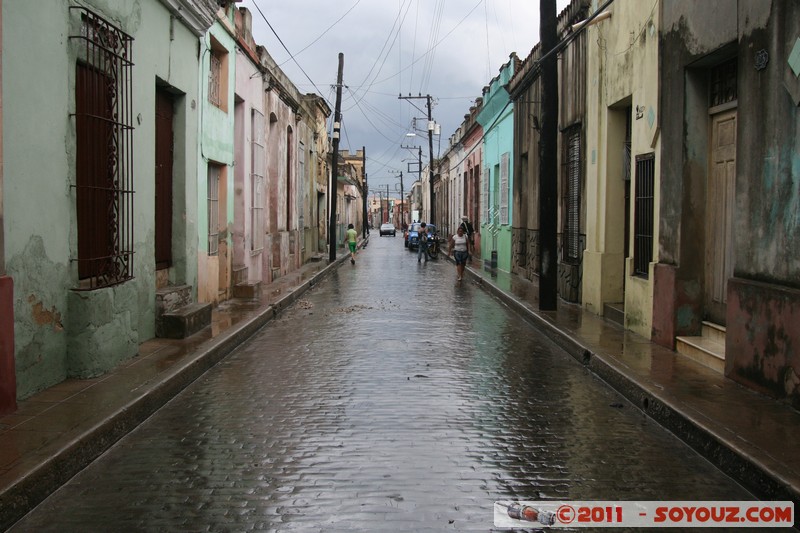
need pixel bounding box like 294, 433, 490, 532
12, 235, 755, 532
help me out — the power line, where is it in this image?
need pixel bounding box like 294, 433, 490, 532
250, 0, 329, 106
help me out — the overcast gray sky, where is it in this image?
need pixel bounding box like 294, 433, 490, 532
238, 0, 570, 197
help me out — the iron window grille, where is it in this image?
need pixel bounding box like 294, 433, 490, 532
208, 52, 222, 108
710, 57, 737, 108
251, 109, 265, 252
633, 153, 655, 278
208, 164, 220, 256
69, 7, 134, 290
562, 125, 582, 263
499, 152, 510, 225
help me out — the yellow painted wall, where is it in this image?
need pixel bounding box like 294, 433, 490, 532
583, 0, 661, 338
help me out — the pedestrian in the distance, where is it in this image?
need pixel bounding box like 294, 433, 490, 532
417, 222, 430, 262
344, 223, 358, 264
448, 225, 471, 281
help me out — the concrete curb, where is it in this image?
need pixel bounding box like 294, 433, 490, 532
465, 266, 800, 512
0, 257, 347, 531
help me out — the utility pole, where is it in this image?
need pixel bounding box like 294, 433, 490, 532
390, 169, 406, 228
399, 171, 404, 227
328, 53, 344, 262
426, 94, 435, 226
398, 93, 436, 224
386, 184, 390, 223
539, 0, 558, 310
361, 146, 367, 238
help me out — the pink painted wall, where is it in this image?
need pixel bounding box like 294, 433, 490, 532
726, 278, 800, 409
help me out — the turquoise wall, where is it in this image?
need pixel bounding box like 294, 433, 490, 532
477, 61, 515, 273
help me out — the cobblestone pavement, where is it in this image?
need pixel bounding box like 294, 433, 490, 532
10, 236, 771, 532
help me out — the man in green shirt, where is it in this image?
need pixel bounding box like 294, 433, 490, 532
344, 223, 358, 264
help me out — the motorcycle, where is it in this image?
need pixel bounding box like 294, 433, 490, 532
426, 232, 441, 259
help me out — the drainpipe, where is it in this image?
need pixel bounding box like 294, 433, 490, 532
0, 0, 18, 415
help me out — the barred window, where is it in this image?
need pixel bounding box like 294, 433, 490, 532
633, 153, 655, 278
710, 57, 737, 108
251, 110, 265, 252
209, 53, 221, 107
70, 7, 134, 289
208, 36, 228, 111
499, 152, 509, 225
208, 164, 220, 256
562, 126, 582, 263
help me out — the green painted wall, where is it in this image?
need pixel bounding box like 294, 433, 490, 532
2, 0, 204, 398
477, 59, 515, 274
196, 16, 235, 303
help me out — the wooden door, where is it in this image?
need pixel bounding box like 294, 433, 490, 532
155, 89, 174, 270
705, 109, 737, 324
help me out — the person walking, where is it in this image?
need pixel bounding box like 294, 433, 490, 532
417, 222, 430, 263
448, 225, 471, 281
344, 223, 358, 264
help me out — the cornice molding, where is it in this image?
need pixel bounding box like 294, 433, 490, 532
158, 0, 217, 36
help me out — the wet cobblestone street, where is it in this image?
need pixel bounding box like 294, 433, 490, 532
11, 236, 758, 532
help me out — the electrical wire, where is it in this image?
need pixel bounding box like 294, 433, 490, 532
250, 0, 330, 107
277, 0, 362, 67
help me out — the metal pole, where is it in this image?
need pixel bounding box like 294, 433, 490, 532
328, 53, 344, 262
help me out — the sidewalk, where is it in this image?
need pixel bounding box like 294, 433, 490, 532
462, 259, 800, 522
0, 244, 798, 530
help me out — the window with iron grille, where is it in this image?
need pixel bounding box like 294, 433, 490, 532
208, 37, 227, 110
633, 153, 655, 278
482, 166, 490, 223
499, 152, 509, 225
70, 7, 134, 289
251, 110, 265, 252
208, 164, 220, 256
562, 126, 582, 263
710, 57, 737, 108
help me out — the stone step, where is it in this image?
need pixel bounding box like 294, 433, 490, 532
155, 285, 192, 317
676, 334, 725, 373
702, 320, 726, 344
156, 302, 212, 339
233, 280, 262, 300
603, 302, 625, 327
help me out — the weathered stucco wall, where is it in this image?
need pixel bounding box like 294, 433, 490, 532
3, 0, 205, 397
736, 1, 800, 283
726, 1, 800, 404
584, 0, 660, 338
197, 16, 236, 303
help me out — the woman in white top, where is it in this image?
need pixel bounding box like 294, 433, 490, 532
448, 226, 471, 282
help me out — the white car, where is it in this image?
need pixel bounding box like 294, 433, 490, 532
379, 223, 396, 237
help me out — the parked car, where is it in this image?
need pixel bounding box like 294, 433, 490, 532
406, 223, 437, 250
379, 223, 396, 237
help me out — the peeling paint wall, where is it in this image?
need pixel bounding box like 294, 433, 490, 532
3, 0, 207, 399
659, 1, 800, 404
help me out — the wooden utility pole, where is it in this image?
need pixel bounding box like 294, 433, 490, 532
362, 146, 367, 238
328, 53, 344, 262
398, 94, 436, 224
399, 171, 404, 227
426, 94, 435, 225
539, 0, 558, 310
